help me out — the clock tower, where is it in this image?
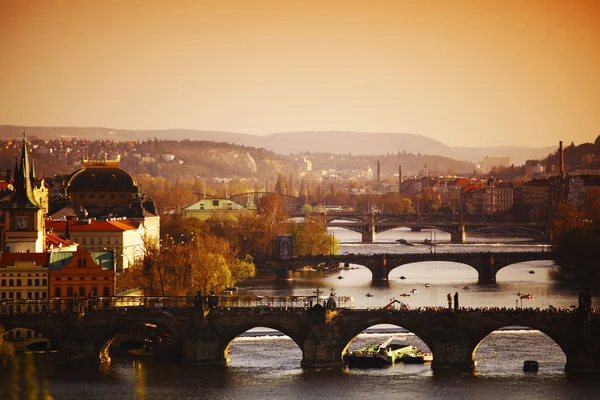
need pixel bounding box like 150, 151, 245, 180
2, 132, 46, 253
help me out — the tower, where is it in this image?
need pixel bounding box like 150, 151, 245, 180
2, 132, 46, 252
377, 160, 381, 183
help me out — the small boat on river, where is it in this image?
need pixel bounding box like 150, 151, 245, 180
411, 288, 419, 294
399, 293, 411, 297
523, 360, 539, 372
425, 283, 431, 288
366, 293, 374, 297
345, 337, 417, 368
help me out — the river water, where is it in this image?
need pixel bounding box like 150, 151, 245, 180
1, 228, 599, 399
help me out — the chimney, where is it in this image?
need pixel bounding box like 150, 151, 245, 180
398, 165, 402, 195
559, 141, 565, 179
377, 160, 381, 183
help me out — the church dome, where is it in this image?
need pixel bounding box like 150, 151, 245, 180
67, 161, 137, 191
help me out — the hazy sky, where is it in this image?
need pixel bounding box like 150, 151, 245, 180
1, 0, 599, 147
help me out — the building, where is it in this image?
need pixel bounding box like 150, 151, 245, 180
182, 198, 246, 221
2, 133, 47, 253
46, 218, 146, 271
48, 249, 115, 298
525, 160, 545, 178
480, 156, 510, 173
66, 160, 139, 210
0, 252, 49, 301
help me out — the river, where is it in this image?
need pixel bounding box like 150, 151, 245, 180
1, 228, 598, 399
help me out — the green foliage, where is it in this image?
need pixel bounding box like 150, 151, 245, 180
288, 216, 340, 256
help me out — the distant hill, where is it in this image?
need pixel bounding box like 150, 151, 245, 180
0, 125, 555, 165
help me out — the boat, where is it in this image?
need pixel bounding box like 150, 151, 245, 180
345, 337, 418, 368
520, 294, 535, 299
425, 283, 431, 288
399, 293, 411, 297
463, 286, 470, 290
400, 351, 433, 364
366, 293, 374, 297
396, 239, 407, 244
523, 360, 539, 372
338, 276, 344, 280
399, 276, 406, 280
410, 288, 419, 293
528, 270, 535, 274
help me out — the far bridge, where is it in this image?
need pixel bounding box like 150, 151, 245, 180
255, 251, 557, 283
0, 297, 598, 373
292, 211, 548, 243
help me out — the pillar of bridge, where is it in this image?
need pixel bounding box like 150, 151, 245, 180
361, 223, 376, 243
181, 335, 228, 365
430, 337, 477, 370
275, 268, 294, 280
477, 254, 496, 284
301, 337, 345, 368
564, 324, 600, 373
450, 225, 466, 243
372, 257, 389, 281
58, 339, 105, 365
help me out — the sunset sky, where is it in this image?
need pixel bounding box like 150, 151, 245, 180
0, 0, 598, 147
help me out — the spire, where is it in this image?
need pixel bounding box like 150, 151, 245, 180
10, 131, 40, 209
30, 158, 36, 183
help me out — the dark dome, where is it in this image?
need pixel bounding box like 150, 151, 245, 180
67, 163, 137, 191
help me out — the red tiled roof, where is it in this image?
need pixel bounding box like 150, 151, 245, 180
0, 252, 48, 267
46, 232, 76, 248
46, 219, 137, 232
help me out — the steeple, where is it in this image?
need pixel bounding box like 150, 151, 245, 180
10, 131, 40, 209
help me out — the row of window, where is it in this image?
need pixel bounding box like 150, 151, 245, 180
74, 237, 119, 245
0, 273, 45, 277
1, 279, 48, 287
54, 277, 110, 281
54, 286, 110, 297
0, 291, 48, 299
78, 193, 127, 199
4, 330, 44, 339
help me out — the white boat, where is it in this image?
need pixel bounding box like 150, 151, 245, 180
345, 336, 417, 368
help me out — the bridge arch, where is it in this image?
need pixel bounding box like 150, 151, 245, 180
93, 317, 176, 364
471, 323, 567, 373
387, 261, 478, 282
219, 322, 304, 365
337, 317, 436, 366
223, 325, 303, 366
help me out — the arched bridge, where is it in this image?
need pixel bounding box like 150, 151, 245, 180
1, 298, 599, 373
256, 251, 557, 283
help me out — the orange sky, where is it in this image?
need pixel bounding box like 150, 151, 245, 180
0, 0, 598, 147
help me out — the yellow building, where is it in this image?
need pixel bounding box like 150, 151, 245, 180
0, 252, 49, 301
182, 198, 247, 221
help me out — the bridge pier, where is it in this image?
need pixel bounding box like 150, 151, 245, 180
276, 268, 294, 280
360, 229, 376, 243
372, 257, 389, 281
450, 226, 466, 243
476, 254, 497, 284
59, 339, 106, 365
564, 325, 600, 373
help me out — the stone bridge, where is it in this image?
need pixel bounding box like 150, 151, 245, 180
256, 251, 557, 283
1, 303, 599, 373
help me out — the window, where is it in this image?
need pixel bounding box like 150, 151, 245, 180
79, 287, 85, 296
99, 194, 105, 199
213, 200, 219, 207
90, 238, 95, 245
27, 331, 32, 338
1, 279, 5, 286
103, 287, 110, 296
82, 238, 87, 245
68, 277, 73, 281
98, 238, 103, 245
106, 238, 111, 245
92, 277, 97, 281
42, 279, 47, 286
0, 292, 5, 299
42, 292, 46, 299
16, 279, 21, 286
67, 287, 73, 296
8, 292, 13, 299
80, 277, 85, 280
89, 194, 95, 199
74, 237, 79, 243
115, 239, 119, 245
27, 292, 32, 299
35, 292, 40, 299
55, 287, 61, 297
120, 194, 125, 199
55, 277, 61, 281
9, 279, 13, 286
16, 292, 21, 299
27, 279, 32, 286
110, 194, 115, 199
104, 277, 109, 281
34, 279, 39, 286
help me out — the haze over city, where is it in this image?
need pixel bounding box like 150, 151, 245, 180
1, 0, 599, 148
